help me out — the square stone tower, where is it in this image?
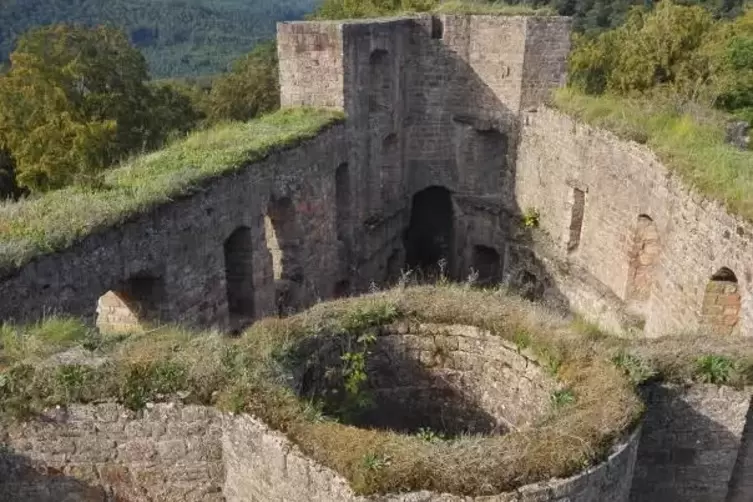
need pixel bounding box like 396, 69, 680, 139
277, 14, 571, 287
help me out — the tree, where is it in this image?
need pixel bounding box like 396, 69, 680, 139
206, 41, 280, 123
0, 24, 201, 192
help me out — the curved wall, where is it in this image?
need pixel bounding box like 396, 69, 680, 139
223, 414, 640, 502
516, 107, 753, 337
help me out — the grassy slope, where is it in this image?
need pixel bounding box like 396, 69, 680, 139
0, 108, 343, 272
553, 88, 753, 221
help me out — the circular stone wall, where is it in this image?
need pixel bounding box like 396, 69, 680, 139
222, 321, 641, 502
296, 322, 557, 435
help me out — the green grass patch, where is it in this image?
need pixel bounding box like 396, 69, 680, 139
0, 107, 343, 273
0, 317, 93, 368
432, 1, 555, 15
552, 89, 753, 222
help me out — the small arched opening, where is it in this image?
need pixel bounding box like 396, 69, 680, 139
625, 214, 660, 302
404, 186, 454, 278
700, 267, 741, 335
472, 245, 502, 286
224, 226, 255, 328
96, 275, 164, 334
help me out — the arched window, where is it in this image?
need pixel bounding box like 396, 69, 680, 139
368, 49, 391, 113
625, 215, 660, 301
96, 275, 163, 333
700, 267, 741, 335
224, 227, 255, 327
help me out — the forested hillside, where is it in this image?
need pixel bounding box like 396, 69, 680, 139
0, 0, 317, 77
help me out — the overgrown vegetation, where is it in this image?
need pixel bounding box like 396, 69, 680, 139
556, 2, 753, 219
312, 0, 553, 19
3, 284, 753, 494
568, 2, 753, 123
553, 89, 753, 220
0, 107, 343, 271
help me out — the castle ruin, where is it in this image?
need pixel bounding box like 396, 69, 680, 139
1, 13, 753, 502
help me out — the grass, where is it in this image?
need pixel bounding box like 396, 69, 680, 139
552, 88, 753, 222
3, 284, 753, 495
0, 107, 343, 273
432, 1, 555, 15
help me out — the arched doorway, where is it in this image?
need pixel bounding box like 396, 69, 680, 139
700, 267, 741, 335
404, 186, 454, 278
224, 226, 255, 328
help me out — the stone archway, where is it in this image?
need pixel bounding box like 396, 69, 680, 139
700, 267, 741, 335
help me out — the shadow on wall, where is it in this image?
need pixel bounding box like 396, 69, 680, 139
630, 384, 748, 502
291, 333, 503, 437
0, 451, 106, 502
332, 18, 573, 312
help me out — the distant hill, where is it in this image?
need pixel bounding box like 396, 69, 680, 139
0, 0, 318, 78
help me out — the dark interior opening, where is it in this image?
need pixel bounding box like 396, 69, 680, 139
431, 15, 444, 39
404, 186, 454, 278
224, 226, 255, 327
712, 267, 738, 283
96, 275, 164, 333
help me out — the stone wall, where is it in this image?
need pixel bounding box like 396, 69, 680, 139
0, 403, 223, 502
0, 126, 348, 331
278, 15, 571, 288
516, 107, 753, 337
630, 384, 753, 502
293, 323, 557, 435
223, 414, 640, 502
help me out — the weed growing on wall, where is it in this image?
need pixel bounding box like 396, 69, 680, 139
522, 207, 541, 229
695, 355, 735, 384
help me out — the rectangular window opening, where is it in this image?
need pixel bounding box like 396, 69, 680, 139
567, 188, 585, 252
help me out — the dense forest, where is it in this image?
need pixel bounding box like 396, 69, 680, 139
0, 0, 317, 77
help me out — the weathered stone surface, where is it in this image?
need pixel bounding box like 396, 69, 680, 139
630, 383, 753, 502
517, 107, 753, 337
0, 403, 224, 502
